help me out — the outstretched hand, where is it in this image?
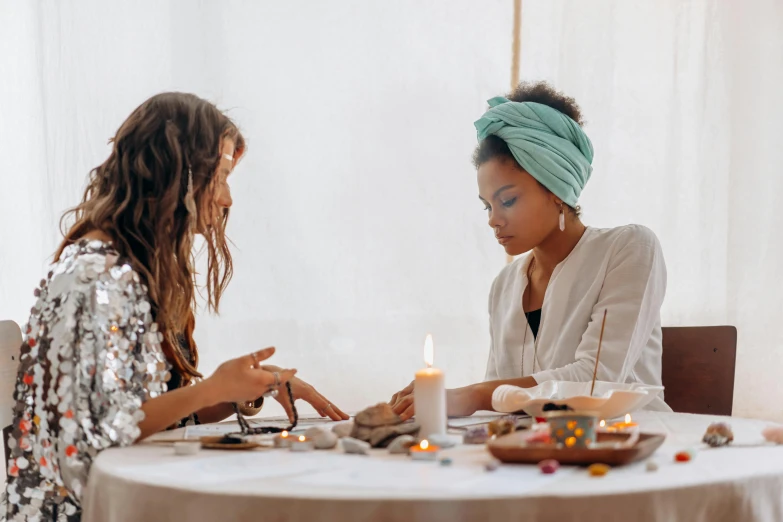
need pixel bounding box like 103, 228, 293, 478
260, 364, 350, 422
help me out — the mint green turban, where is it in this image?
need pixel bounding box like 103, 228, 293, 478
474, 97, 594, 207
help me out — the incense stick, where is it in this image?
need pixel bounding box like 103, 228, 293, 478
590, 310, 608, 397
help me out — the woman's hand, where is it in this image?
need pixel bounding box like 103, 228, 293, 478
389, 381, 415, 418
205, 347, 297, 404
389, 382, 482, 421
259, 364, 350, 422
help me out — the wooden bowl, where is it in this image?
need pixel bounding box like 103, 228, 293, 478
487, 431, 666, 466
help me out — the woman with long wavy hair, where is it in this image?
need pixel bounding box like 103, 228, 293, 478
3, 92, 347, 521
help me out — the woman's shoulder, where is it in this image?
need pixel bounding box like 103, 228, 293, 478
587, 224, 662, 251
47, 240, 149, 311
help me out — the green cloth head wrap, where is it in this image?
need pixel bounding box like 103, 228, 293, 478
474, 97, 594, 207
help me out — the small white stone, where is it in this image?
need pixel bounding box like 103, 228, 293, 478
313, 430, 338, 450
388, 435, 416, 454
332, 422, 354, 438
484, 459, 500, 472
341, 437, 371, 455
429, 434, 457, 449
304, 426, 328, 439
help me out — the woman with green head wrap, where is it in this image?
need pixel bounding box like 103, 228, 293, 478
390, 82, 669, 418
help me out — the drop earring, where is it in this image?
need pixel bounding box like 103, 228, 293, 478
559, 204, 565, 232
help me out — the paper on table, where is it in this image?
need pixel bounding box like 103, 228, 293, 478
147, 418, 351, 441
182, 424, 242, 438
247, 417, 345, 432
447, 413, 531, 431
447, 414, 511, 429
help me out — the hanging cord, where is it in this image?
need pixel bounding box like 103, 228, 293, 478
232, 381, 298, 434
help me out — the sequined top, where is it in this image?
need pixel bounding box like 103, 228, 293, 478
3, 240, 170, 521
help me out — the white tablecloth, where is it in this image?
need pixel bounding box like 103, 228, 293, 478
83, 411, 783, 522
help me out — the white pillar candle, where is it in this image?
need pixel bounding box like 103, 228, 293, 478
414, 334, 446, 441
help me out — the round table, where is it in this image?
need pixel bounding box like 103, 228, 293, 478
82, 411, 783, 522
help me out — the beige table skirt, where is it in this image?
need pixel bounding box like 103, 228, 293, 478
83, 411, 783, 522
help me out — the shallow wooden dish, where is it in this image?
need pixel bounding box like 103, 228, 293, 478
487, 431, 666, 466
199, 436, 262, 450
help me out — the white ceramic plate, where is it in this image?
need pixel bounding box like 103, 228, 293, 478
492, 381, 664, 420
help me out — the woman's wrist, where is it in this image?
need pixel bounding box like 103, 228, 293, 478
470, 377, 539, 412
470, 382, 496, 412
447, 383, 493, 416
194, 376, 223, 409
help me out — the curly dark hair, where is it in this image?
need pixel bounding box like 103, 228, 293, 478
472, 81, 583, 169
472, 81, 584, 215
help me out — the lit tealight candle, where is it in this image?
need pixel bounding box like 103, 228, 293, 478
409, 439, 440, 461
274, 430, 291, 448
290, 435, 314, 452
614, 414, 638, 430
414, 334, 446, 441
601, 414, 638, 432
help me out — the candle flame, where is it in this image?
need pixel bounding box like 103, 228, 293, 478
599, 420, 606, 428
420, 440, 429, 450
298, 435, 306, 442
424, 334, 434, 368
625, 414, 632, 424
281, 431, 288, 437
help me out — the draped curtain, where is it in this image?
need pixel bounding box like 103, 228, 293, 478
1, 0, 781, 421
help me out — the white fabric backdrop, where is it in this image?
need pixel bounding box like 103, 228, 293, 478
1, 0, 781, 422
518, 0, 783, 421
0, 0, 510, 418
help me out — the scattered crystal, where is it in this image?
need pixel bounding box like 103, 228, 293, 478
538, 459, 559, 474
484, 459, 501, 472
588, 463, 610, 476
464, 425, 490, 444
702, 422, 734, 447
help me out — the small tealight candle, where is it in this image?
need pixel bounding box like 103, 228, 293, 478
173, 441, 201, 456
409, 439, 440, 461
602, 414, 638, 432
290, 435, 314, 452
597, 414, 640, 448
274, 430, 291, 448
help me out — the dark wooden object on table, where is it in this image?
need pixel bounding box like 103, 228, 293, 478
661, 326, 737, 416
488, 431, 666, 466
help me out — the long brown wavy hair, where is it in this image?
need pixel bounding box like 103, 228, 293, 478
55, 92, 245, 384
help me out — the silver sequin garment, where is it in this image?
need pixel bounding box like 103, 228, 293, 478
3, 240, 170, 521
